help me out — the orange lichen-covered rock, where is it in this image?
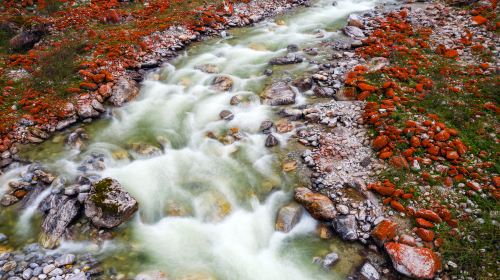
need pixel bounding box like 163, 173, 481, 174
384, 242, 441, 279
380, 151, 393, 159
373, 135, 389, 150
446, 151, 459, 160
371, 185, 396, 196
358, 82, 377, 92
410, 136, 421, 147
434, 131, 450, 142
80, 82, 98, 91
416, 228, 435, 242
443, 49, 459, 58
415, 209, 442, 224
437, 208, 452, 221
471, 15, 488, 25
416, 218, 434, 229
371, 219, 398, 244
390, 156, 409, 169
390, 200, 405, 212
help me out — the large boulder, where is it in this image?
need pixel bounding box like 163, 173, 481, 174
39, 195, 80, 248
294, 187, 336, 221
110, 77, 140, 106
275, 203, 302, 233
262, 82, 296, 106
84, 178, 138, 228
384, 242, 441, 279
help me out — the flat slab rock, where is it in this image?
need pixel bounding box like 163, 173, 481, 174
384, 242, 441, 279
84, 178, 138, 229
262, 81, 296, 106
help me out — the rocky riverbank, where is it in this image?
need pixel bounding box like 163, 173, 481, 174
276, 0, 498, 279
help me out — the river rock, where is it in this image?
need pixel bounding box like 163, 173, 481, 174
333, 214, 358, 241
265, 134, 279, 147
195, 64, 219, 74
269, 53, 304, 65
212, 76, 233, 91
343, 26, 365, 38
322, 252, 339, 269
40, 195, 80, 248
360, 261, 380, 280
128, 142, 162, 157
384, 242, 441, 279
0, 194, 19, 206
68, 272, 87, 280
275, 203, 302, 233
110, 77, 140, 106
0, 233, 7, 243
294, 187, 337, 221
219, 110, 234, 121
55, 254, 75, 267
262, 82, 296, 106
260, 120, 274, 134
84, 178, 138, 229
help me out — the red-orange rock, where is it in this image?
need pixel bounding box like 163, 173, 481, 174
384, 242, 441, 279
444, 49, 459, 58
390, 156, 409, 169
373, 135, 389, 150
446, 151, 459, 160
371, 219, 398, 244
372, 186, 396, 196
391, 200, 405, 212
434, 131, 450, 142
416, 228, 435, 242
379, 151, 393, 159
493, 176, 500, 187
437, 208, 452, 221
415, 209, 442, 224
80, 82, 98, 91
358, 83, 377, 92
416, 218, 434, 229
410, 136, 421, 147
472, 15, 488, 25
427, 146, 440, 156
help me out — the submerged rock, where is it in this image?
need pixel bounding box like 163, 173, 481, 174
384, 242, 441, 279
262, 82, 296, 106
275, 203, 302, 233
322, 252, 339, 269
294, 187, 337, 221
269, 53, 304, 65
360, 261, 380, 280
84, 178, 138, 229
212, 75, 233, 91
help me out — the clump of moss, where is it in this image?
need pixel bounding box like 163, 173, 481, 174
90, 178, 119, 213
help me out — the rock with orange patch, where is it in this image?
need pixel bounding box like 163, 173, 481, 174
434, 131, 450, 142
390, 156, 409, 169
371, 219, 397, 245
416, 218, 434, 229
390, 200, 405, 212
372, 135, 389, 150
294, 187, 336, 221
410, 136, 421, 147
371, 185, 395, 196
416, 228, 434, 242
472, 15, 488, 25
379, 151, 393, 159
358, 83, 377, 92
446, 151, 459, 160
384, 242, 441, 279
415, 209, 442, 224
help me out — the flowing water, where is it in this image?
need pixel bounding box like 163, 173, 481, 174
1, 0, 384, 279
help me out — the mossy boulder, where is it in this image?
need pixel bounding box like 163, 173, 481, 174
84, 178, 138, 229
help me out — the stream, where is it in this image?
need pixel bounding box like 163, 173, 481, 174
1, 0, 383, 279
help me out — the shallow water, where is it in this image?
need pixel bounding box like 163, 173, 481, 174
1, 0, 385, 279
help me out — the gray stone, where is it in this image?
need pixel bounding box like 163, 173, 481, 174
275, 203, 302, 233
42, 264, 55, 275
110, 77, 140, 107
0, 233, 7, 243
269, 53, 304, 65
0, 194, 19, 207
22, 268, 33, 280
262, 82, 296, 106
334, 214, 358, 241
343, 26, 365, 38
40, 196, 80, 248
84, 178, 138, 229
55, 254, 75, 267
259, 120, 274, 134
360, 261, 380, 280
322, 252, 339, 269
48, 267, 63, 277
68, 272, 87, 280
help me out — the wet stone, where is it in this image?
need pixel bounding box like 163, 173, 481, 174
322, 252, 339, 269
265, 134, 279, 147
